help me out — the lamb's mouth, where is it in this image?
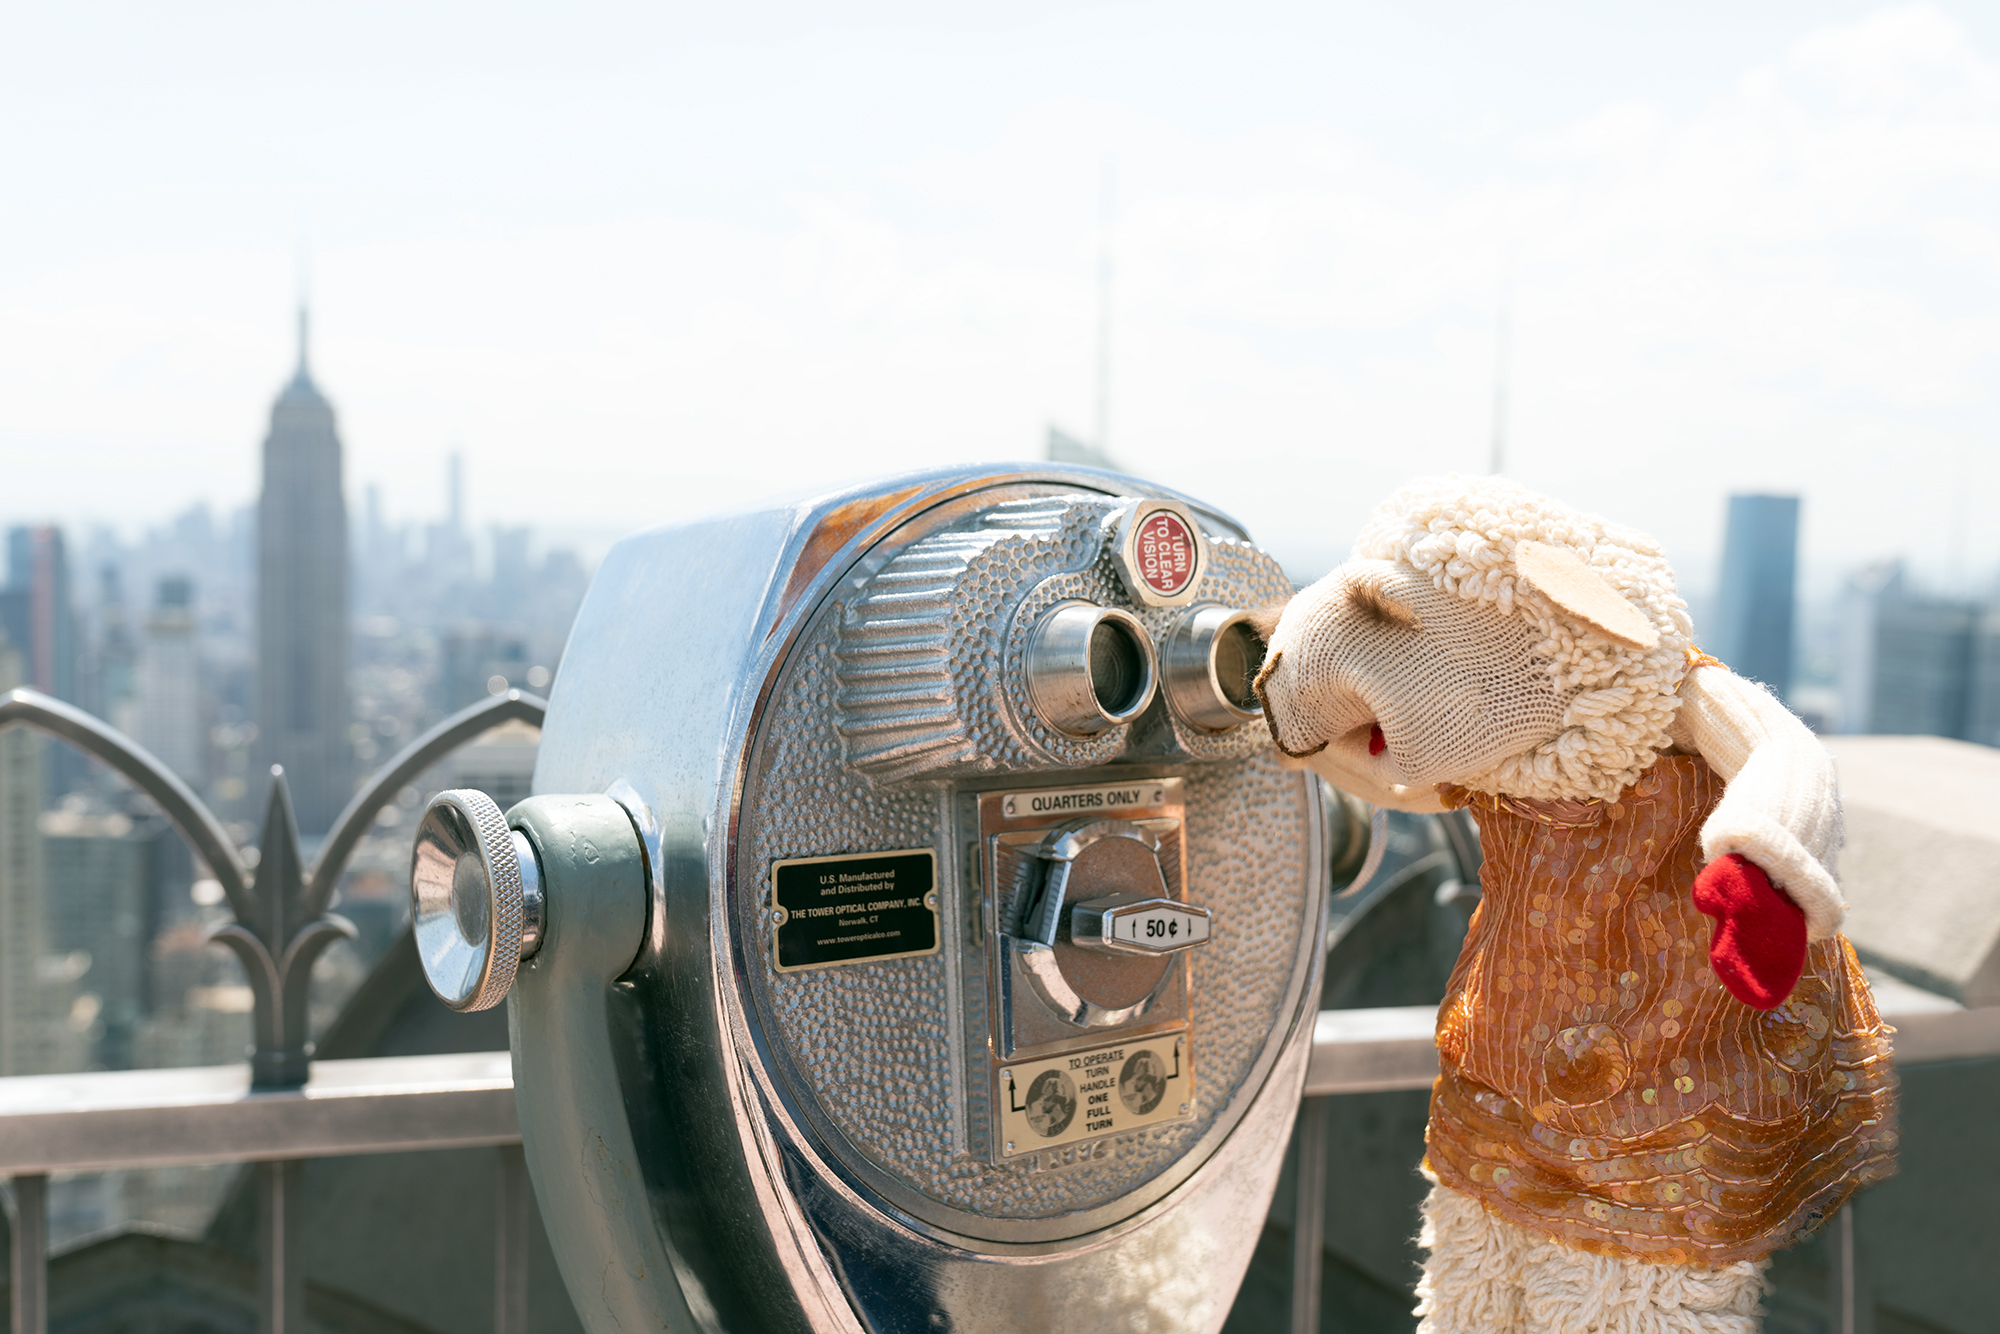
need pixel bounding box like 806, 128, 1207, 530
1324, 720, 1389, 761
1253, 651, 1328, 758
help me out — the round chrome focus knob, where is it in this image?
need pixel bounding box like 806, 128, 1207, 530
1025, 602, 1159, 736
410, 789, 545, 1012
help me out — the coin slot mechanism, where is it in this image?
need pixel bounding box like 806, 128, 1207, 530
974, 779, 1199, 1064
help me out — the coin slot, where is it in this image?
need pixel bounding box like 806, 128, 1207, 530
1049, 839, 1174, 1010
1015, 819, 1182, 1024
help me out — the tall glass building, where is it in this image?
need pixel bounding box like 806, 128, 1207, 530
1710, 493, 1800, 701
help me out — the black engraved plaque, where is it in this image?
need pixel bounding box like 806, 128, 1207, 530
771, 849, 939, 972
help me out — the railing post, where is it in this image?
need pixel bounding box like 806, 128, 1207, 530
9, 1173, 47, 1334
1289, 1096, 1329, 1334
258, 1160, 304, 1332
495, 1144, 530, 1333
1828, 1201, 1874, 1334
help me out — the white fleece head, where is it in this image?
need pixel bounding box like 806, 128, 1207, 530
1257, 475, 1695, 803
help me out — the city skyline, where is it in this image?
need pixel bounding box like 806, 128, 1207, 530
6, 6, 2000, 592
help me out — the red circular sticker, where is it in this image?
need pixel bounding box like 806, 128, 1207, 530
1134, 510, 1197, 596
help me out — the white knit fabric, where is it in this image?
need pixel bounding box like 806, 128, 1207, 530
1261, 476, 1695, 805
1261, 562, 1557, 811
1415, 1178, 1771, 1334
1670, 665, 1846, 942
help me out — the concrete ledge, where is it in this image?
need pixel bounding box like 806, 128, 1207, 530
1825, 736, 2000, 1006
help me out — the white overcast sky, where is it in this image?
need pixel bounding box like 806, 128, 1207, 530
4, 2, 2000, 591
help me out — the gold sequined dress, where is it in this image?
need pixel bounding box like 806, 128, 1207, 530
1427, 754, 1898, 1265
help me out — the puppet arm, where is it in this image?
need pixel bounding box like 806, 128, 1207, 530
1670, 664, 1845, 943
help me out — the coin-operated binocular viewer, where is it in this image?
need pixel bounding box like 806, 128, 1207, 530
410, 467, 1331, 1333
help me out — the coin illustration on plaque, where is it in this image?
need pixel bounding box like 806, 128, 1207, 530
1119, 1049, 1168, 1116
1025, 1070, 1078, 1138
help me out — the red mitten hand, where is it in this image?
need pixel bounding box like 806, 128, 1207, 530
1691, 854, 1806, 1010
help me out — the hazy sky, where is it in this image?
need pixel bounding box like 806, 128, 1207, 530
4, 2, 1999, 589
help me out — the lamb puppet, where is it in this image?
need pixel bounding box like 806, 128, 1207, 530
1253, 477, 1897, 1332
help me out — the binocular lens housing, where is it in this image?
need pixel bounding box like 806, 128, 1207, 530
1027, 603, 1159, 736
1163, 606, 1266, 731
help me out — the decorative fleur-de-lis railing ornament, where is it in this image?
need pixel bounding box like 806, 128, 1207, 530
211, 770, 359, 1088
0, 686, 548, 1089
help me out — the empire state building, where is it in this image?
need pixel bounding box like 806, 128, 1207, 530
255, 311, 351, 836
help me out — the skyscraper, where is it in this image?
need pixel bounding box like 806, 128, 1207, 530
0, 634, 63, 1076
255, 311, 351, 837
1709, 494, 1800, 700
87, 565, 139, 736
0, 525, 76, 703
3, 525, 83, 796
138, 576, 203, 784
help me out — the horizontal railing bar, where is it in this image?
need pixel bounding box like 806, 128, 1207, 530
1876, 1002, 2000, 1065
1303, 997, 2000, 1097
1304, 1006, 1439, 1095
0, 1053, 516, 1175
0, 998, 1989, 1173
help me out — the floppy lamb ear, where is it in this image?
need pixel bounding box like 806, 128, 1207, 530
1513, 541, 1660, 650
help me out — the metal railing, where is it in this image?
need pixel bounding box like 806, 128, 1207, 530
0, 685, 1994, 1333
0, 995, 1991, 1331
0, 685, 547, 1334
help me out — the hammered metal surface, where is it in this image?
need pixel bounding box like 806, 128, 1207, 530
835, 495, 1124, 778
739, 491, 1314, 1221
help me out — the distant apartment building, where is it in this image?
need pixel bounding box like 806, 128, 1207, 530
2, 525, 86, 795
89, 565, 140, 735
435, 717, 538, 814
0, 636, 81, 1076
1708, 494, 1799, 700
1838, 560, 2000, 744
138, 576, 204, 784
0, 525, 76, 703
40, 808, 155, 1070
0, 635, 46, 1074
255, 313, 352, 836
